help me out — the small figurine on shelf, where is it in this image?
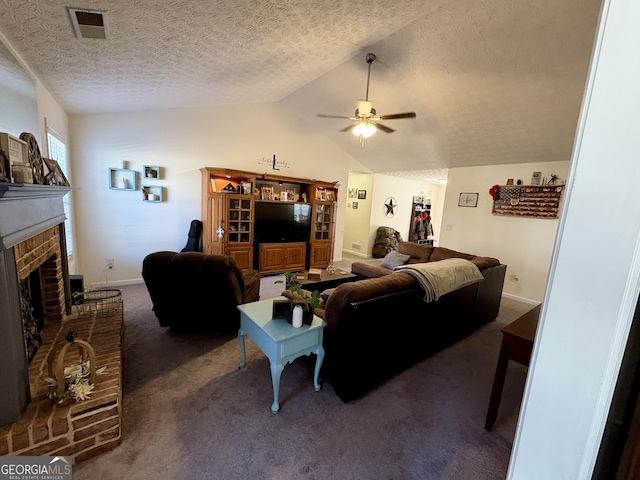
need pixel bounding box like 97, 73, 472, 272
302, 193, 307, 203
121, 178, 127, 189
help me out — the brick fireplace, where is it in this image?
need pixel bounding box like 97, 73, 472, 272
0, 183, 123, 461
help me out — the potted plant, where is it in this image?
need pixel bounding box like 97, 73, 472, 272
274, 272, 322, 325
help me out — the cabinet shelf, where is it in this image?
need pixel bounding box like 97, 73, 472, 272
227, 195, 253, 244
313, 202, 333, 241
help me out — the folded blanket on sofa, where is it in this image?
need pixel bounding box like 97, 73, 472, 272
394, 258, 484, 302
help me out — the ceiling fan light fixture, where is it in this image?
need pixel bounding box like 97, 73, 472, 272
352, 122, 376, 138
357, 100, 373, 116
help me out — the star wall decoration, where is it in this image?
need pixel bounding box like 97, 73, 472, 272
384, 197, 398, 217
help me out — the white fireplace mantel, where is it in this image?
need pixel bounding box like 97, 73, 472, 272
0, 184, 71, 250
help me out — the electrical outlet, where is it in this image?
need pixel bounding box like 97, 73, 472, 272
445, 224, 453, 231
106, 258, 114, 270
511, 274, 520, 284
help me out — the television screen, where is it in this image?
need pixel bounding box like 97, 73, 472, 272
254, 203, 312, 243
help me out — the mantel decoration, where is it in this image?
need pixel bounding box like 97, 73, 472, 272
45, 330, 107, 404
20, 132, 45, 184
0, 131, 72, 186
273, 272, 322, 326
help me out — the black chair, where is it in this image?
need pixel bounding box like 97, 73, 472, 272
181, 220, 202, 252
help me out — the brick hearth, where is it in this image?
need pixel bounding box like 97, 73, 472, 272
0, 304, 123, 461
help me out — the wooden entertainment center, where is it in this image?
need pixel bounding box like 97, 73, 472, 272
200, 167, 339, 274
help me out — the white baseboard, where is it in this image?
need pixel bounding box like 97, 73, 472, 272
87, 278, 145, 289
342, 249, 371, 258
502, 292, 540, 306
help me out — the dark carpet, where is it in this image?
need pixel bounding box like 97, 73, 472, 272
72, 280, 532, 480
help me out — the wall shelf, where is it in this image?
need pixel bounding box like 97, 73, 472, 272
142, 185, 163, 202
143, 165, 160, 180
108, 168, 136, 191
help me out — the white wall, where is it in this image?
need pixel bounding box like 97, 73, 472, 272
36, 81, 72, 271
342, 172, 446, 257
342, 173, 374, 256
0, 33, 39, 138
0, 89, 38, 139
369, 174, 445, 249
510, 0, 640, 476
69, 103, 365, 285
439, 161, 570, 303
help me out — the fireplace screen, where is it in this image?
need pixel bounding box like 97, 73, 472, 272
20, 271, 44, 363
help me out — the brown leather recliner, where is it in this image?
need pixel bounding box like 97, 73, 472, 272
142, 251, 260, 332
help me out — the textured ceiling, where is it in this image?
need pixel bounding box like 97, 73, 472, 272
0, 0, 602, 175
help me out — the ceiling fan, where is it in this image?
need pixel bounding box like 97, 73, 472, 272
317, 53, 416, 143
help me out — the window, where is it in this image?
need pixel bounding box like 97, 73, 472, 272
47, 127, 73, 257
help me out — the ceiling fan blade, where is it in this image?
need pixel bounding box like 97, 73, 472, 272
339, 124, 356, 132
317, 114, 352, 119
375, 123, 395, 134
378, 112, 417, 120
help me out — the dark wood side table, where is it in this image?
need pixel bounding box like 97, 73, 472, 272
295, 268, 358, 292
485, 304, 541, 431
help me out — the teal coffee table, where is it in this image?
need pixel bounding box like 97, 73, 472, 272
237, 298, 326, 413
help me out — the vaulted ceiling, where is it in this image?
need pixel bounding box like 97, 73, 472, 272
0, 0, 602, 177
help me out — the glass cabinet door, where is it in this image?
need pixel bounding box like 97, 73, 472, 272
228, 196, 253, 243
314, 202, 332, 240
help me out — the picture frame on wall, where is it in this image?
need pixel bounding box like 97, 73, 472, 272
352, 202, 358, 209
358, 190, 367, 199
458, 192, 479, 207
348, 187, 358, 198
531, 171, 541, 185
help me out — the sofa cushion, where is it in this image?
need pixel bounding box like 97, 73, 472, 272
350, 259, 391, 278
380, 250, 411, 269
324, 273, 417, 331
428, 247, 476, 263
320, 288, 336, 302
397, 242, 434, 263
470, 256, 501, 270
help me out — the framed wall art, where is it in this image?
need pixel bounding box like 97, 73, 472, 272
458, 192, 478, 207
357, 190, 367, 199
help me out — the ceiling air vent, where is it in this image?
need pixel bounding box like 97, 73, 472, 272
68, 8, 107, 39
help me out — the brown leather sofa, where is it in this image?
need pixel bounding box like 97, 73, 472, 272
319, 243, 506, 402
142, 251, 260, 332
